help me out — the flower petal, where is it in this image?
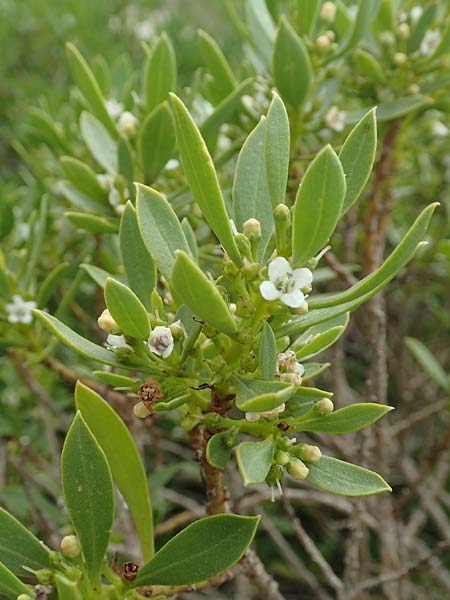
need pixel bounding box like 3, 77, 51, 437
280, 289, 306, 308
268, 257, 291, 282
259, 281, 280, 301
292, 268, 313, 289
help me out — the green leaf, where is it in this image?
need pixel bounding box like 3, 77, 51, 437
246, 0, 276, 68
232, 375, 294, 412
206, 432, 233, 469
353, 50, 386, 84
273, 16, 311, 109
308, 203, 439, 309
295, 325, 346, 360
36, 262, 71, 308
92, 371, 136, 388
65, 211, 117, 234
139, 102, 176, 184
136, 183, 191, 279
198, 29, 236, 103
297, 0, 320, 37
258, 321, 277, 380
431, 20, 450, 61
406, 337, 449, 392
264, 91, 290, 208
118, 135, 134, 182
82, 264, 121, 289
307, 455, 391, 496
334, 0, 380, 58
171, 251, 237, 336
133, 514, 259, 587
120, 202, 156, 311
33, 309, 122, 368
347, 96, 430, 124
232, 117, 273, 259
407, 3, 437, 54
75, 382, 154, 561
0, 562, 31, 597
181, 217, 199, 261
292, 145, 346, 266
55, 573, 83, 600
0, 508, 50, 576
105, 278, 150, 340
60, 156, 107, 205
61, 413, 115, 584
293, 403, 393, 434
144, 32, 177, 113
236, 436, 274, 485
65, 42, 117, 137
170, 93, 242, 266
80, 112, 118, 174
339, 108, 377, 214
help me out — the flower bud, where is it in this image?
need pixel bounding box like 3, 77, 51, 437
291, 301, 309, 315
408, 83, 420, 95
315, 35, 331, 50
275, 450, 290, 466
36, 569, 53, 585
397, 23, 410, 39
240, 352, 258, 372
117, 111, 138, 137
320, 1, 336, 21
60, 534, 81, 559
316, 398, 334, 416
266, 463, 284, 487
394, 52, 407, 65
133, 401, 152, 418
243, 218, 261, 239
260, 403, 286, 420
241, 261, 260, 280
97, 309, 120, 334
293, 443, 322, 464
169, 320, 184, 339
17, 595, 32, 600
287, 458, 309, 480
274, 203, 290, 222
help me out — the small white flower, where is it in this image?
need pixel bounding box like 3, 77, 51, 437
106, 334, 132, 351
245, 403, 286, 422
277, 351, 305, 385
325, 106, 346, 132
108, 186, 121, 207
5, 295, 37, 324
148, 326, 174, 358
134, 20, 155, 40
410, 6, 423, 24
259, 257, 312, 309
106, 98, 124, 119
117, 111, 138, 137
431, 121, 449, 137
379, 31, 395, 45
165, 159, 180, 171
420, 29, 440, 56
96, 174, 113, 190
192, 96, 213, 124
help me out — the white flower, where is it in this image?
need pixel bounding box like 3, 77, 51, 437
276, 351, 305, 384
320, 1, 336, 21
410, 6, 423, 24
96, 174, 113, 190
245, 403, 286, 422
108, 186, 121, 207
106, 98, 124, 119
325, 106, 346, 131
165, 159, 180, 171
420, 29, 440, 56
117, 111, 138, 137
259, 257, 312, 308
106, 334, 131, 351
148, 326, 174, 358
192, 96, 213, 124
431, 121, 449, 137
5, 295, 37, 324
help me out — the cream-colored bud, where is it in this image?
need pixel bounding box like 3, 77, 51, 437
315, 35, 331, 50
275, 450, 290, 466
408, 83, 420, 95
292, 301, 309, 316
17, 595, 32, 600
97, 309, 120, 334
320, 1, 336, 21
394, 52, 407, 65
60, 534, 81, 559
133, 401, 152, 418
274, 203, 290, 221
117, 111, 138, 137
169, 320, 184, 339
287, 458, 309, 480
243, 218, 261, 239
397, 23, 410, 39
316, 398, 334, 416
325, 30, 336, 42
296, 443, 322, 464
261, 403, 286, 420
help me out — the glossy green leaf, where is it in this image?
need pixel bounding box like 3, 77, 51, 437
307, 455, 391, 496
139, 102, 175, 184
293, 403, 393, 434
133, 514, 259, 587
347, 96, 430, 124
62, 412, 115, 584
105, 278, 150, 339
407, 3, 437, 54
198, 29, 236, 103
170, 93, 242, 266
55, 573, 83, 600
233, 117, 273, 259
339, 108, 377, 214
80, 112, 118, 174
206, 431, 233, 469
236, 436, 274, 485
353, 50, 386, 84
60, 156, 107, 205
259, 321, 277, 380
65, 42, 117, 137
246, 0, 275, 67
273, 17, 311, 109
292, 145, 346, 266
0, 562, 31, 597
92, 371, 136, 388
136, 183, 190, 279
171, 251, 237, 336
309, 203, 438, 310
75, 382, 154, 560
334, 0, 380, 58
406, 337, 449, 392
0, 508, 50, 576
232, 375, 294, 412
144, 32, 177, 113
302, 362, 331, 380
295, 325, 346, 360
65, 211, 117, 234
297, 0, 320, 37
120, 202, 156, 310
265, 91, 289, 208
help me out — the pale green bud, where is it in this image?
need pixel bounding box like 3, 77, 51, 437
169, 320, 184, 339
17, 595, 32, 600
320, 1, 336, 21
60, 534, 81, 559
294, 443, 322, 464
315, 34, 331, 50
275, 450, 290, 466
274, 203, 290, 222
133, 401, 152, 419
394, 52, 407, 65
287, 458, 309, 480
97, 309, 120, 334
397, 23, 410, 39
316, 398, 334, 416
243, 218, 261, 239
